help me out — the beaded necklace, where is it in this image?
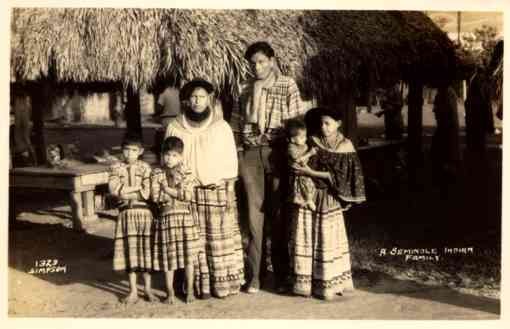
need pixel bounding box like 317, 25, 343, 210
321, 131, 345, 150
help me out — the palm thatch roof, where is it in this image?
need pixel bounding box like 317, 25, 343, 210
11, 8, 456, 101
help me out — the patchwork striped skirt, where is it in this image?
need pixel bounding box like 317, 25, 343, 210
290, 189, 354, 299
113, 207, 154, 272
192, 184, 245, 298
153, 211, 202, 271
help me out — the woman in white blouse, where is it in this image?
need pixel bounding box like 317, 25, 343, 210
165, 79, 244, 299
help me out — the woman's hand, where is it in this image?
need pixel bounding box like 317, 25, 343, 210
292, 163, 313, 176
293, 163, 335, 185
326, 172, 335, 186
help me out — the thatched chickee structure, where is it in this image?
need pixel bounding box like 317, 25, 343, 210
11, 8, 456, 169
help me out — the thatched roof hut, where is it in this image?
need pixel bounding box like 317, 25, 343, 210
11, 8, 456, 164
11, 8, 456, 100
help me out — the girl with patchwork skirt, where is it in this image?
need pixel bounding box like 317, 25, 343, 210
151, 136, 202, 304
290, 107, 366, 300
108, 136, 155, 304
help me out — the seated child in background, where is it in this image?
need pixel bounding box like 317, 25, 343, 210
286, 119, 318, 211
151, 137, 201, 304
46, 144, 83, 168
108, 135, 155, 304
46, 144, 65, 167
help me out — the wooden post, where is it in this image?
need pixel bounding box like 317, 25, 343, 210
82, 190, 97, 221
30, 83, 49, 165
407, 81, 424, 188
339, 87, 358, 146
125, 86, 142, 139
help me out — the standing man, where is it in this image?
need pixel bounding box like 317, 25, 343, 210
465, 66, 491, 152
156, 85, 181, 127
235, 41, 305, 293
11, 90, 37, 167
152, 83, 182, 162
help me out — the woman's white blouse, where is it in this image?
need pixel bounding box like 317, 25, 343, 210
165, 113, 238, 186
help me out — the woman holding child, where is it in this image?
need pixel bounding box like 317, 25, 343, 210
289, 107, 366, 300
165, 79, 245, 298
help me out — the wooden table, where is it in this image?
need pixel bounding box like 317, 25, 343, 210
10, 164, 110, 231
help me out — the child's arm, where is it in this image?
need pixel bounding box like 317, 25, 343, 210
119, 185, 141, 195
163, 185, 179, 199
151, 169, 179, 202
175, 170, 197, 202
108, 163, 123, 197
287, 144, 301, 162
120, 164, 151, 200
138, 164, 151, 200
297, 146, 317, 163
150, 169, 164, 203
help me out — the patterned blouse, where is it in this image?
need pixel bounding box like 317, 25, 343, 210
150, 164, 198, 214
108, 160, 152, 206
309, 136, 366, 203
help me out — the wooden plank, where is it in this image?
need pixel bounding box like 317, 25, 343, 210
11, 175, 75, 190
10, 163, 110, 177
80, 172, 109, 186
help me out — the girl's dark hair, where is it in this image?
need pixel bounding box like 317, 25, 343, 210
121, 133, 143, 148
161, 136, 184, 154
244, 41, 275, 61
286, 118, 307, 138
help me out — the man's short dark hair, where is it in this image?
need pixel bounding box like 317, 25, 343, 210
161, 136, 184, 154
244, 41, 275, 61
286, 118, 307, 138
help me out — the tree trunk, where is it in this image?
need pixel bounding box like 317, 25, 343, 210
125, 87, 142, 139
407, 81, 424, 187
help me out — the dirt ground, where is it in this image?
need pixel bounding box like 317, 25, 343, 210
7, 214, 500, 319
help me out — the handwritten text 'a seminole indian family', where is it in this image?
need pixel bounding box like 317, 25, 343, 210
378, 247, 475, 262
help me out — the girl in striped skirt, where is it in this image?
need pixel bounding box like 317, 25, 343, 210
290, 107, 366, 300
151, 137, 202, 304
108, 135, 155, 304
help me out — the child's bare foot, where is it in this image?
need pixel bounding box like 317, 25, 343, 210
306, 200, 316, 211
163, 292, 175, 305
121, 292, 138, 304
145, 291, 158, 303
186, 293, 195, 304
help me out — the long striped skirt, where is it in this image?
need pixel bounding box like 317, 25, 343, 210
113, 207, 154, 272
152, 211, 202, 271
290, 188, 354, 299
193, 184, 245, 298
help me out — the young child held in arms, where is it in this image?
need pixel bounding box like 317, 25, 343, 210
151, 137, 201, 304
286, 119, 318, 211
108, 135, 155, 304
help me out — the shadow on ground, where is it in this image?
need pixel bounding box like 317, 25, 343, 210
353, 269, 500, 315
